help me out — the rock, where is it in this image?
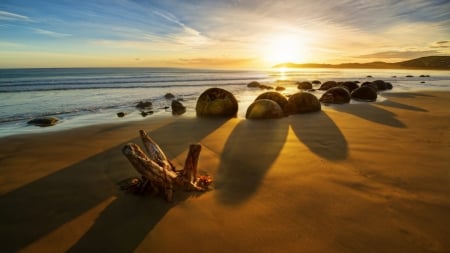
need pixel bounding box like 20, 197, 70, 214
171, 100, 186, 115
319, 87, 351, 104
351, 86, 377, 102
340, 81, 359, 92
285, 92, 321, 114
406, 75, 413, 78
136, 101, 152, 109
117, 112, 126, 118
297, 81, 313, 90
259, 84, 273, 90
392, 75, 397, 78
372, 80, 387, 91
275, 86, 286, 91
367, 75, 373, 78
196, 88, 238, 118
247, 81, 261, 88
312, 80, 321, 85
385, 82, 393, 89
27, 116, 59, 127
164, 93, 176, 99
140, 111, 154, 117
361, 82, 378, 92
319, 81, 338, 90
255, 91, 289, 113
246, 99, 284, 119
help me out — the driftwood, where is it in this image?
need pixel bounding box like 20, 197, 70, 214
121, 130, 212, 201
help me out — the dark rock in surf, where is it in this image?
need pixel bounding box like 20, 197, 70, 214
340, 81, 359, 92
164, 93, 176, 99
319, 87, 351, 104
319, 81, 338, 90
27, 116, 59, 127
297, 81, 313, 90
136, 101, 152, 109
247, 81, 261, 88
171, 100, 186, 115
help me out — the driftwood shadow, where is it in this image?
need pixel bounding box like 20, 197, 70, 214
0, 117, 227, 253
216, 118, 289, 205
290, 111, 348, 161
334, 103, 406, 128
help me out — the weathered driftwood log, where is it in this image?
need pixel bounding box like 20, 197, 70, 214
121, 130, 211, 201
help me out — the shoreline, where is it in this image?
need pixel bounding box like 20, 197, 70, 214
1, 90, 449, 252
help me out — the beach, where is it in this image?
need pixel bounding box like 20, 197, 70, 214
0, 90, 449, 252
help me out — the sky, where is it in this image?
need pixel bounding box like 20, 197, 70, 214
0, 0, 449, 69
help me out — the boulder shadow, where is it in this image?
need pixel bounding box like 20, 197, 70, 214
216, 118, 289, 205
334, 103, 406, 128
378, 100, 428, 112
382, 92, 435, 99
0, 117, 228, 253
290, 112, 348, 161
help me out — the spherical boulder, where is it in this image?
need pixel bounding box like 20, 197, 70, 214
361, 82, 378, 92
196, 88, 238, 117
247, 81, 261, 88
372, 80, 387, 91
171, 100, 186, 115
297, 81, 313, 90
246, 99, 284, 119
340, 81, 359, 92
351, 86, 378, 102
255, 91, 288, 112
319, 81, 338, 90
27, 116, 59, 127
319, 87, 351, 104
312, 80, 321, 85
285, 92, 321, 114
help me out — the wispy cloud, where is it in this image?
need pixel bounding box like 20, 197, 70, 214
356, 50, 441, 59
0, 10, 30, 21
430, 40, 450, 48
33, 28, 71, 38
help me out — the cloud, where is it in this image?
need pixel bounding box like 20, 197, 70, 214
356, 50, 441, 59
170, 57, 258, 67
430, 40, 450, 48
33, 28, 72, 38
0, 10, 30, 21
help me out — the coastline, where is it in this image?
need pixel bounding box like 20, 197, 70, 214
1, 90, 449, 252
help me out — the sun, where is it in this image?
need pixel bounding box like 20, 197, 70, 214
262, 34, 308, 65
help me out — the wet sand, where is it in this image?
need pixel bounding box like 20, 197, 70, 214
0, 91, 449, 253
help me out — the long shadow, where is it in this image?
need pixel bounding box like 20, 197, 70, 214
382, 92, 435, 99
290, 112, 348, 161
334, 103, 406, 128
378, 100, 428, 112
0, 117, 227, 253
215, 118, 289, 205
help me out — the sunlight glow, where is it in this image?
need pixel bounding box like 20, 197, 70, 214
263, 34, 308, 65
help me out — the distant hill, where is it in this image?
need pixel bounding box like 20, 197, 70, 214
273, 56, 450, 70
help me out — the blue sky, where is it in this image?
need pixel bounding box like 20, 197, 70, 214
1, 0, 449, 68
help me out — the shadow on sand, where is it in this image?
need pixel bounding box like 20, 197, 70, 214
0, 118, 227, 253
334, 103, 407, 128
215, 118, 289, 205
290, 111, 348, 161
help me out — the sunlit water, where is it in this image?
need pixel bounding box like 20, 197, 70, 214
0, 67, 449, 137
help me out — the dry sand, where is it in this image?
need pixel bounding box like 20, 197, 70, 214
0, 91, 449, 253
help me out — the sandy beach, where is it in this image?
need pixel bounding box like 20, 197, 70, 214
0, 91, 449, 253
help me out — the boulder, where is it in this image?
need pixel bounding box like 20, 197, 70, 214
319, 81, 338, 90
27, 116, 59, 127
340, 81, 359, 92
319, 87, 351, 104
275, 86, 286, 91
255, 91, 288, 109
164, 93, 176, 99
351, 86, 377, 102
385, 82, 393, 90
247, 81, 261, 88
285, 92, 321, 114
196, 88, 238, 118
246, 99, 284, 119
372, 80, 387, 91
171, 100, 186, 115
312, 80, 321, 85
136, 101, 152, 109
361, 82, 378, 92
297, 81, 313, 90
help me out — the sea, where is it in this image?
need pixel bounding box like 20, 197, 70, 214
0, 67, 449, 137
